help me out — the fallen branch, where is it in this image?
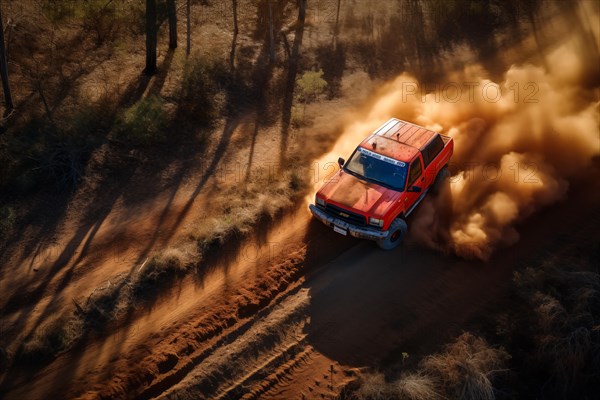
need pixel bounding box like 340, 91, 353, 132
72, 298, 85, 315
138, 257, 150, 272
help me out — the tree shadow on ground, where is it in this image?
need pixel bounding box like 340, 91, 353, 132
0, 53, 216, 384
279, 0, 306, 169
0, 0, 300, 384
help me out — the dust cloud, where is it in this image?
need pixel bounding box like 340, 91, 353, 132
313, 3, 599, 259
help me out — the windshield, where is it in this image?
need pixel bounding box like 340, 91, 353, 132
344, 147, 408, 191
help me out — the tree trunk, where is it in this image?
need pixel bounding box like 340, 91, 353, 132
333, 0, 341, 49
335, 0, 341, 31
279, 0, 306, 166
186, 0, 191, 56
299, 0, 306, 23
268, 0, 276, 63
167, 0, 177, 50
0, 5, 14, 115
144, 0, 157, 75
232, 0, 239, 36
230, 0, 238, 70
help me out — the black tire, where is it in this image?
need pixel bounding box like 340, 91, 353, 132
431, 166, 450, 194
376, 218, 408, 250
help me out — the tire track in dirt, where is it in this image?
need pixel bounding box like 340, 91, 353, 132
152, 166, 600, 400
55, 206, 355, 400
72, 245, 310, 400
144, 240, 359, 400
7, 163, 591, 400
157, 287, 310, 399
6, 161, 596, 400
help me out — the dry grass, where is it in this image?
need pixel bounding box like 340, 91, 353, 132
16, 245, 195, 364
132, 247, 194, 295
189, 170, 303, 248
504, 250, 600, 397
420, 333, 509, 400
533, 293, 566, 332
532, 288, 599, 391
352, 333, 508, 400
15, 163, 307, 366
354, 373, 394, 400
17, 315, 83, 363
394, 372, 441, 400
540, 327, 592, 388
353, 369, 467, 400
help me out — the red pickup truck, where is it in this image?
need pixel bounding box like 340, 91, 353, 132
309, 118, 453, 249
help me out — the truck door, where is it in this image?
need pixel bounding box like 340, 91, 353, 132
404, 155, 425, 216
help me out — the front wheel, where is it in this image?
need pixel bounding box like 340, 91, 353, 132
376, 218, 408, 250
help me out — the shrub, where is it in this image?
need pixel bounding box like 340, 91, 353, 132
354, 373, 393, 400
506, 252, 600, 397
84, 246, 194, 322
15, 246, 195, 367
540, 327, 593, 389
117, 95, 168, 145
45, 102, 113, 187
132, 248, 192, 300
421, 333, 509, 400
18, 315, 82, 364
42, 1, 76, 24
296, 69, 327, 103
189, 178, 296, 248
394, 373, 441, 400
352, 333, 509, 400
353, 372, 441, 400
179, 56, 223, 124
290, 106, 305, 128
81, 0, 121, 46
0, 101, 113, 191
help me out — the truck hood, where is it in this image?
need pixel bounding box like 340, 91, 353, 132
319, 170, 402, 216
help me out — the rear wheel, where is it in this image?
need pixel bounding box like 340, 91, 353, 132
376, 218, 408, 250
431, 166, 450, 194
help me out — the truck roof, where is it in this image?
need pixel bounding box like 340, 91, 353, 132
359, 118, 440, 163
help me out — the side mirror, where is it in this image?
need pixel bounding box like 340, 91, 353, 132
337, 157, 345, 168
409, 185, 422, 193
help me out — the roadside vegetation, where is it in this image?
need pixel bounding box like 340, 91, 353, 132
17, 246, 194, 363
0, 0, 314, 370
12, 164, 305, 366
501, 247, 600, 398
351, 333, 509, 400
349, 241, 600, 400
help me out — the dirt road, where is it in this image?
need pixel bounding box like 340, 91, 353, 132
2, 159, 597, 400
155, 165, 599, 400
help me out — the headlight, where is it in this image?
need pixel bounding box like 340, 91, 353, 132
316, 197, 326, 207
369, 217, 384, 227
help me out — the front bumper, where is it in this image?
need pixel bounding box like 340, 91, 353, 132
309, 204, 389, 241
